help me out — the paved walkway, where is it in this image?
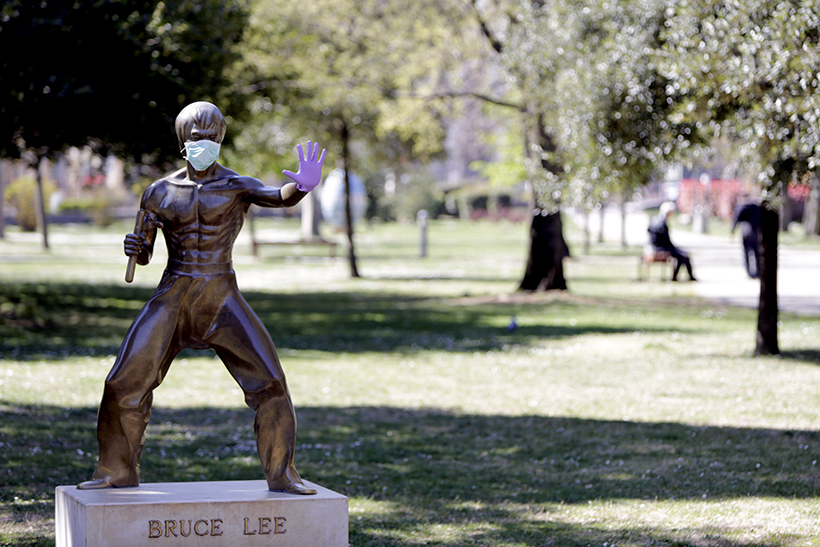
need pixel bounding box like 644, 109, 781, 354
572, 205, 820, 317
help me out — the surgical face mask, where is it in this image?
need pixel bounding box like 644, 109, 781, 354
182, 139, 221, 171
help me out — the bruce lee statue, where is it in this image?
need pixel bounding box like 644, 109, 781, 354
78, 101, 325, 494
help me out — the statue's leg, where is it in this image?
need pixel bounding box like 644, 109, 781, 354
79, 281, 184, 489
207, 290, 315, 494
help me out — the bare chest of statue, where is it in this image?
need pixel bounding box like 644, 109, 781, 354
152, 179, 249, 260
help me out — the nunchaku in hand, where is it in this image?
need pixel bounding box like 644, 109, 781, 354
124, 210, 145, 283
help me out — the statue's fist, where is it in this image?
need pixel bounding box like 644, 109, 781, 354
123, 233, 144, 257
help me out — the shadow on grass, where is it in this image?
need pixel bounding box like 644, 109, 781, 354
362, 274, 518, 284
0, 282, 705, 361
2, 403, 817, 546
780, 349, 820, 366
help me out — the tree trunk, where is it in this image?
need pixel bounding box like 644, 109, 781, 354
340, 120, 360, 278
779, 195, 792, 232
35, 158, 49, 250
300, 188, 321, 240
0, 160, 7, 239
755, 206, 779, 355
519, 210, 569, 291
518, 111, 568, 291
620, 195, 627, 248
597, 205, 605, 243
803, 173, 820, 236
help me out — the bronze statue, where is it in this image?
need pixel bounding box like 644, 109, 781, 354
78, 102, 325, 494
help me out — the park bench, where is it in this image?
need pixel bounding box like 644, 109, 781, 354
637, 247, 676, 281
246, 209, 338, 258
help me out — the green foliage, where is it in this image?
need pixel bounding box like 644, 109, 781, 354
57, 195, 115, 227
227, 0, 472, 179
470, 123, 528, 190
460, 0, 819, 219
220, 97, 301, 178
3, 177, 54, 232
0, 0, 249, 164
551, 0, 702, 210
469, 0, 701, 213
660, 0, 820, 203
466, 0, 566, 209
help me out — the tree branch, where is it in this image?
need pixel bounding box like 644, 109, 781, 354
467, 0, 505, 54
424, 90, 524, 111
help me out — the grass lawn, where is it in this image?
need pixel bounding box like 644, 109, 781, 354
1, 216, 819, 546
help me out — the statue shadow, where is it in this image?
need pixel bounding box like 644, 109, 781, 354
3, 403, 815, 546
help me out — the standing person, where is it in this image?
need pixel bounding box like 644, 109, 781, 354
78, 102, 325, 494
731, 196, 762, 278
648, 201, 697, 282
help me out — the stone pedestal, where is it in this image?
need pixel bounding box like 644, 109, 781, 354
55, 480, 348, 547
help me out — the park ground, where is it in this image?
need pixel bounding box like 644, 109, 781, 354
1, 214, 820, 547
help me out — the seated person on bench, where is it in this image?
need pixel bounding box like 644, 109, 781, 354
647, 202, 697, 282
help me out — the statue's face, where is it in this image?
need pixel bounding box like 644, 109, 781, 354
185, 124, 222, 145
175, 102, 226, 148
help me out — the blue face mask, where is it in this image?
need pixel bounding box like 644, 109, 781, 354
182, 140, 221, 171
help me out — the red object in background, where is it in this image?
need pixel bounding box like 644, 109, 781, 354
677, 178, 744, 220
788, 183, 811, 201
83, 174, 105, 188
677, 178, 810, 220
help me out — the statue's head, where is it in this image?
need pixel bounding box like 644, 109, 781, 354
175, 102, 227, 148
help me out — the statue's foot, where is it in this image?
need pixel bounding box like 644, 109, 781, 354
77, 478, 114, 490
273, 482, 317, 495
77, 477, 138, 490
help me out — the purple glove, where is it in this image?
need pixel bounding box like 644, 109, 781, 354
282, 141, 326, 192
